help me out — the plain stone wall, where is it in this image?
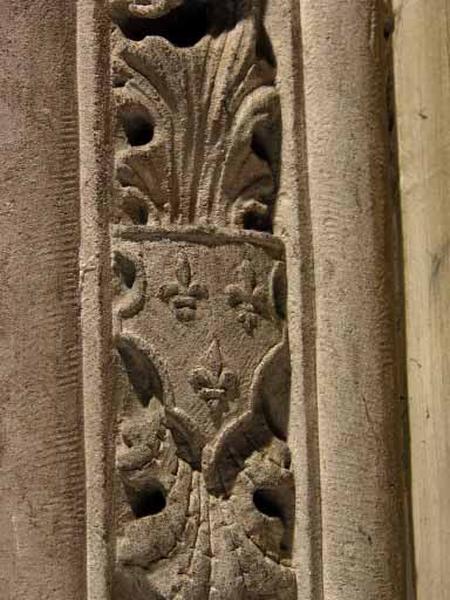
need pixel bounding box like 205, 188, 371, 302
0, 2, 86, 599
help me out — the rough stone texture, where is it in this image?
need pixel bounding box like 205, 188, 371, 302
110, 2, 296, 597
265, 3, 324, 597
0, 0, 413, 598
295, 1, 406, 598
0, 2, 86, 599
393, 1, 450, 598
78, 1, 115, 598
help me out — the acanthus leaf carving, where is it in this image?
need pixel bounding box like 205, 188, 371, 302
111, 0, 280, 231
110, 1, 296, 597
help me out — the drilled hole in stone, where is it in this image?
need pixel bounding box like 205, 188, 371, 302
253, 488, 285, 522
243, 208, 273, 234
116, 0, 209, 46
127, 483, 167, 518
122, 112, 154, 147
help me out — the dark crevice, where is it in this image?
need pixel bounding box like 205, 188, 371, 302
115, 0, 210, 46
117, 340, 164, 407
253, 486, 294, 555
384, 14, 395, 40
125, 481, 167, 518
253, 488, 285, 521
251, 115, 281, 173
114, 252, 137, 289
121, 112, 154, 146
136, 205, 149, 225
112, 0, 249, 45
272, 263, 287, 321
246, 116, 281, 233
256, 25, 276, 68
113, 78, 127, 89
243, 209, 273, 234
251, 131, 271, 165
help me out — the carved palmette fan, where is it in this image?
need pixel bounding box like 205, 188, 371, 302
112, 0, 280, 231
110, 2, 296, 598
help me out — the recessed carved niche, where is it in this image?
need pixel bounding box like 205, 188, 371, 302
110, 1, 295, 597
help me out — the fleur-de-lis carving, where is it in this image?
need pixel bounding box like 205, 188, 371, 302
189, 339, 238, 415
225, 259, 267, 334
158, 252, 209, 321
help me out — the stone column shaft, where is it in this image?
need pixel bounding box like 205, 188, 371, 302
297, 1, 405, 597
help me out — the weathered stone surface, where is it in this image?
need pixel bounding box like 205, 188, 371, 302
0, 0, 417, 598
78, 0, 115, 597
110, 1, 296, 597
0, 2, 86, 599
295, 1, 406, 598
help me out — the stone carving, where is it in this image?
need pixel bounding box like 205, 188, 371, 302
225, 259, 268, 334
158, 252, 209, 321
111, 0, 279, 228
110, 0, 296, 597
112, 249, 147, 322
110, 0, 184, 19
189, 338, 239, 418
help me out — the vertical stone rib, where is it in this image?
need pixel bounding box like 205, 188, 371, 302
266, 2, 324, 598
77, 1, 114, 599
0, 2, 86, 599
298, 1, 405, 598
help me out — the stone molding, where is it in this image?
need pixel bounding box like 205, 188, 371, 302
0, 1, 415, 599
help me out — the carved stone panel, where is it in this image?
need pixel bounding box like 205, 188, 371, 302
110, 0, 296, 598
112, 231, 294, 598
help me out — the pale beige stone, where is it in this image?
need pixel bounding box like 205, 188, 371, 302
289, 1, 406, 598
110, 2, 296, 597
78, 0, 115, 598
393, 1, 450, 598
2, 0, 431, 598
